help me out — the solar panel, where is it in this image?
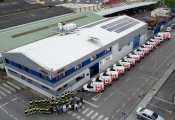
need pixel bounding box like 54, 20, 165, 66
101, 17, 130, 29
115, 21, 140, 33
106, 19, 135, 32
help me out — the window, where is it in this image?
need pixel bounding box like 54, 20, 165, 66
119, 48, 122, 52
63, 84, 67, 88
76, 73, 85, 82
128, 43, 130, 46
58, 73, 65, 79
6, 59, 12, 64
40, 74, 49, 80
19, 64, 24, 69
21, 75, 25, 80
142, 113, 147, 117
57, 88, 61, 92
28, 79, 33, 84
26, 68, 31, 72
56, 76, 58, 81
8, 69, 17, 74
42, 85, 49, 90
74, 63, 82, 70
91, 55, 97, 61
148, 116, 152, 119
105, 48, 110, 53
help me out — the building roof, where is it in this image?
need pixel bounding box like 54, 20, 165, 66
0, 12, 104, 52
95, 2, 157, 16
7, 15, 147, 71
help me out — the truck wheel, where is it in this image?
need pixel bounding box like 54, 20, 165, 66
142, 57, 144, 59
122, 73, 125, 76
138, 115, 142, 119
128, 68, 130, 71
115, 78, 118, 81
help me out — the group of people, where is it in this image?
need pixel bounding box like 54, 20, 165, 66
24, 90, 84, 116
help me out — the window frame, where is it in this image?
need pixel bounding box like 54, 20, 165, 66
119, 48, 122, 52
63, 84, 67, 88
76, 73, 85, 82
57, 88, 61, 92
105, 48, 110, 53
91, 55, 97, 61
42, 85, 49, 90
28, 79, 33, 84
74, 63, 82, 70
26, 67, 31, 72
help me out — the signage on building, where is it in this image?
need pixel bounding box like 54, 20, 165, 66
103, 55, 112, 65
39, 69, 49, 76
54, 68, 65, 76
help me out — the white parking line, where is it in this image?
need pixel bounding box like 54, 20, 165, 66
110, 93, 113, 96
82, 108, 89, 114
148, 103, 171, 113
97, 115, 103, 120
140, 66, 143, 69
149, 76, 151, 78
0, 108, 8, 114
22, 100, 25, 102
137, 88, 140, 91
151, 56, 154, 59
72, 113, 77, 117
125, 78, 130, 82
10, 114, 13, 117
159, 66, 161, 68
87, 93, 91, 96
3, 83, 16, 92
91, 112, 99, 120
86, 110, 94, 117
146, 79, 148, 82
154, 96, 175, 105
14, 117, 17, 120
117, 109, 120, 113
128, 97, 131, 101
7, 81, 20, 90
76, 115, 81, 119
112, 115, 117, 120
0, 85, 11, 94
168, 42, 170, 44
104, 98, 108, 101
133, 93, 135, 96
142, 83, 144, 86
160, 49, 163, 51
104, 117, 109, 120
156, 69, 158, 71
123, 103, 126, 106
84, 100, 98, 108
0, 90, 7, 96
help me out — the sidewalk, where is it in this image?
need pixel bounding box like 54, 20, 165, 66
126, 60, 175, 120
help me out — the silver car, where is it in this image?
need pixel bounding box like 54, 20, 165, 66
136, 107, 164, 120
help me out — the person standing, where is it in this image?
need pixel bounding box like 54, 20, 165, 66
61, 93, 65, 100
43, 106, 46, 114
24, 108, 28, 117
79, 102, 82, 109
51, 96, 54, 102
76, 97, 80, 105
46, 106, 50, 114
29, 99, 33, 107
68, 104, 71, 111
66, 103, 69, 111
50, 101, 53, 107
56, 94, 59, 100
71, 103, 74, 111
65, 92, 68, 98
71, 91, 74, 97
35, 99, 38, 106
67, 90, 71, 98
80, 97, 84, 104
42, 98, 45, 106
57, 105, 60, 114
55, 100, 58, 106
29, 107, 32, 115
38, 99, 42, 106
69, 97, 73, 104
46, 97, 50, 106
53, 106, 57, 115
49, 107, 53, 114
60, 104, 63, 113
75, 103, 78, 111
63, 104, 66, 112
36, 106, 39, 114
32, 106, 36, 114
40, 107, 43, 114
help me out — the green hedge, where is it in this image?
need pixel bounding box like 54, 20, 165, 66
152, 0, 175, 8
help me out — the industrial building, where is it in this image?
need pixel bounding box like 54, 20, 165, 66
1, 15, 147, 97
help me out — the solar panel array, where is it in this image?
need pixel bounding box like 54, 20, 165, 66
101, 17, 140, 33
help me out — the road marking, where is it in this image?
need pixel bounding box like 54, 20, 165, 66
76, 115, 81, 119
22, 100, 25, 102
81, 118, 85, 120
137, 88, 140, 91
128, 97, 131, 101
125, 78, 130, 82
110, 93, 113, 96
159, 66, 161, 68
104, 117, 109, 120
168, 42, 170, 44
7, 82, 20, 90
146, 79, 148, 82
117, 109, 120, 113
10, 114, 13, 117
68, 111, 72, 114
160, 49, 162, 51
112, 115, 117, 120
133, 93, 135, 96
140, 66, 143, 69
87, 93, 91, 96
0, 90, 7, 96
78, 106, 85, 112
14, 117, 17, 120
142, 84, 144, 86
82, 108, 89, 114
149, 76, 151, 78
148, 103, 171, 113
0, 85, 11, 94
86, 110, 94, 117
151, 56, 154, 59
97, 115, 103, 120
0, 108, 8, 114
169, 55, 171, 57
92, 93, 103, 101
11, 98, 17, 102
154, 96, 175, 105
84, 100, 98, 108
123, 103, 126, 106
2, 83, 16, 92
104, 98, 108, 101
18, 97, 21, 99
156, 69, 158, 71
91, 112, 99, 120
72, 113, 77, 117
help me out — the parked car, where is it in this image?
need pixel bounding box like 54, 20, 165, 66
136, 107, 164, 120
165, 27, 172, 32
171, 24, 175, 29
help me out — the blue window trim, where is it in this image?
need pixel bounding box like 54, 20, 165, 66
42, 85, 49, 90
128, 43, 130, 46
76, 74, 85, 82
63, 84, 67, 88
119, 48, 122, 52
57, 88, 61, 92
8, 69, 17, 74
21, 75, 26, 80
28, 79, 33, 84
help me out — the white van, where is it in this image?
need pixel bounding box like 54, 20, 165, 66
132, 50, 145, 59
123, 56, 136, 66
154, 32, 171, 40
106, 67, 125, 76
92, 76, 112, 86
83, 82, 104, 92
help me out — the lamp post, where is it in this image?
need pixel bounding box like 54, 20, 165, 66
151, 46, 158, 91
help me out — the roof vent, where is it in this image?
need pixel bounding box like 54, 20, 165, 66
49, 22, 79, 36
88, 36, 102, 47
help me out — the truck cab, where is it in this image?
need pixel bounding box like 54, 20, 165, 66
123, 56, 135, 66
83, 82, 104, 93
138, 47, 149, 55
133, 50, 145, 59
154, 32, 171, 40
142, 43, 153, 52
128, 53, 140, 62
105, 68, 119, 80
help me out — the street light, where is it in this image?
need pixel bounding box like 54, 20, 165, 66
151, 46, 158, 91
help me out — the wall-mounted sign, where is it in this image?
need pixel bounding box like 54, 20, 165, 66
103, 55, 112, 65
54, 68, 65, 76
39, 69, 49, 76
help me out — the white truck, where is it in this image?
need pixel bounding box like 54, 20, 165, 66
0, 53, 4, 70
133, 50, 145, 59
83, 82, 104, 92
138, 47, 149, 55
92, 75, 112, 86
114, 60, 130, 71
104, 69, 119, 80
154, 32, 171, 40
123, 56, 135, 66
107, 67, 125, 76
128, 53, 140, 63
150, 38, 161, 45
148, 40, 157, 48
142, 43, 153, 52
